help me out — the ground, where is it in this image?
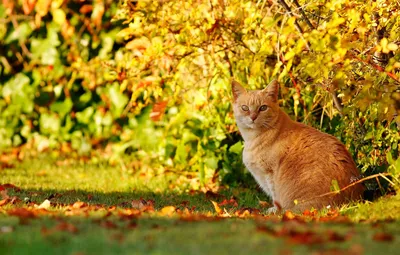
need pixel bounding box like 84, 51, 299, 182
1, 156, 399, 255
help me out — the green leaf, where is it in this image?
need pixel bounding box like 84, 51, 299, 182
2, 73, 34, 113
229, 141, 243, 155
106, 84, 128, 117
5, 23, 33, 43
40, 113, 61, 135
330, 179, 340, 193
204, 154, 218, 170
50, 98, 73, 118
76, 107, 94, 124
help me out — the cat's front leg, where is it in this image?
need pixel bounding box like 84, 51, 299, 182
266, 200, 282, 214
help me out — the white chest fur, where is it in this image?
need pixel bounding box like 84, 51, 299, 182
242, 144, 276, 200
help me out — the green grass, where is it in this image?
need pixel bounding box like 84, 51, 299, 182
1, 157, 400, 255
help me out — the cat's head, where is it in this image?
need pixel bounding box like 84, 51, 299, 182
231, 80, 280, 130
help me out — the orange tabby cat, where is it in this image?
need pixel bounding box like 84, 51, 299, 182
231, 79, 364, 213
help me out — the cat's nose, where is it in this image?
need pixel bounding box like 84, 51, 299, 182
250, 114, 258, 122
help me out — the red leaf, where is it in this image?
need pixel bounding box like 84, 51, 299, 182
0, 184, 21, 192
373, 232, 394, 242
218, 197, 238, 207
150, 101, 168, 121
100, 220, 117, 229
8, 208, 36, 219
56, 222, 79, 234
79, 5, 93, 14
0, 199, 10, 206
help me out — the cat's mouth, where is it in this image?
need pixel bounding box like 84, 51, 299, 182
246, 122, 256, 129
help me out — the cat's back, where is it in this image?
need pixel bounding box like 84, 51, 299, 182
284, 122, 354, 167
274, 122, 364, 210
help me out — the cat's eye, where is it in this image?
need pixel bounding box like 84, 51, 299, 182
259, 105, 268, 111
241, 105, 249, 111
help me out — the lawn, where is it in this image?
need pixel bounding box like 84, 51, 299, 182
1, 157, 400, 255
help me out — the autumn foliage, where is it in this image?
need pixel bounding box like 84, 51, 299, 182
0, 0, 399, 190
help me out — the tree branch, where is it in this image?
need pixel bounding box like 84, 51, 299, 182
292, 0, 315, 29
277, 0, 304, 34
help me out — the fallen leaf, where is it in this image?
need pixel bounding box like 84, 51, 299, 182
259, 200, 270, 208
302, 209, 317, 217
36, 199, 51, 209
1, 190, 9, 200
100, 220, 117, 229
72, 201, 87, 209
0, 184, 20, 192
210, 200, 222, 214
373, 232, 394, 242
0, 199, 10, 206
348, 244, 364, 255
282, 211, 295, 221
235, 207, 261, 217
285, 229, 323, 245
110, 233, 125, 243
127, 221, 138, 229
56, 222, 79, 234
327, 231, 346, 242
218, 197, 238, 207
160, 206, 176, 216
8, 208, 36, 219
118, 209, 141, 220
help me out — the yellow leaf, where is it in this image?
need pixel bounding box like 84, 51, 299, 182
36, 199, 51, 209
210, 200, 222, 214
387, 43, 399, 52
125, 37, 151, 51
35, 0, 51, 17
380, 38, 389, 53
160, 206, 176, 216
52, 9, 66, 25
393, 62, 400, 69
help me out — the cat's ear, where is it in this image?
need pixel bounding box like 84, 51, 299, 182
263, 80, 279, 102
231, 80, 246, 101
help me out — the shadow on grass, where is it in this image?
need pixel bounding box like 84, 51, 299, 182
6, 186, 269, 213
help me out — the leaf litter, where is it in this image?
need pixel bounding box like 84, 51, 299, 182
0, 182, 398, 251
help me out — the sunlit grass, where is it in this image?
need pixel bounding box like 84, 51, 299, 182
1, 158, 400, 254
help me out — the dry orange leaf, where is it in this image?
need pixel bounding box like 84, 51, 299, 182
56, 222, 79, 234
373, 232, 394, 242
8, 208, 36, 219
282, 211, 295, 221
79, 4, 93, 14
0, 199, 10, 207
72, 201, 87, 209
258, 200, 270, 208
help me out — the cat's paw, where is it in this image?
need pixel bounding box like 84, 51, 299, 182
266, 206, 278, 214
